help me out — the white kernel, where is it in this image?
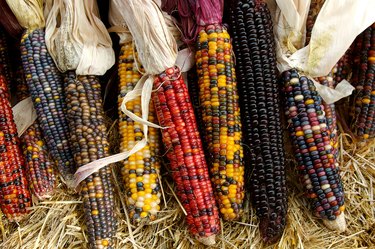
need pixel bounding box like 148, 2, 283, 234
328, 196, 336, 202
321, 184, 330, 190
312, 125, 321, 131
136, 202, 144, 208
294, 95, 304, 101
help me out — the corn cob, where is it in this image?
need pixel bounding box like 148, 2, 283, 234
118, 43, 161, 223
20, 122, 56, 199
195, 23, 245, 221
281, 69, 345, 226
350, 24, 375, 139
0, 75, 32, 221
187, 66, 208, 152
305, 0, 325, 45
20, 29, 75, 181
0, 29, 12, 85
11, 58, 57, 199
317, 75, 339, 155
229, 0, 287, 242
64, 72, 115, 249
152, 66, 220, 243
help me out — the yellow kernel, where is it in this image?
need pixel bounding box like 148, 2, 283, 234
92, 210, 99, 215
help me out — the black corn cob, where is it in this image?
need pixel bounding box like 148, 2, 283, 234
281, 69, 345, 224
20, 29, 75, 180
229, 0, 287, 243
64, 71, 115, 249
0, 28, 12, 85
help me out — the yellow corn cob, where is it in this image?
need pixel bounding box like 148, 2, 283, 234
118, 43, 161, 223
195, 24, 245, 220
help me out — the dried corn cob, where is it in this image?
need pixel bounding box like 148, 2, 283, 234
187, 66, 208, 153
64, 72, 115, 249
229, 0, 287, 242
281, 69, 345, 229
118, 43, 161, 223
152, 66, 220, 243
20, 29, 75, 181
350, 24, 375, 139
20, 122, 56, 199
305, 0, 325, 45
0, 29, 12, 85
0, 75, 31, 221
196, 23, 245, 221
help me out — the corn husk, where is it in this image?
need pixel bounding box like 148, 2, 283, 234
110, 0, 177, 74
5, 0, 44, 30
44, 0, 114, 75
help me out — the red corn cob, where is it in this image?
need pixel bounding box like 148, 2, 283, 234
0, 75, 32, 221
152, 66, 220, 244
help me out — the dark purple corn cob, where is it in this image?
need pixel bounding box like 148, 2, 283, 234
228, 0, 287, 243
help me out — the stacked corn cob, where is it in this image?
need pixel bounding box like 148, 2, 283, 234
64, 72, 115, 249
0, 74, 32, 221
20, 29, 76, 181
152, 66, 220, 241
194, 10, 245, 222
118, 43, 161, 223
281, 69, 346, 230
229, 0, 287, 242
14, 70, 57, 199
350, 24, 375, 139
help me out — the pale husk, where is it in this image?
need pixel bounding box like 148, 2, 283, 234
5, 0, 44, 30
0, 117, 374, 249
44, 0, 115, 75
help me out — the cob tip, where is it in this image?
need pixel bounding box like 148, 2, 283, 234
196, 235, 216, 246
322, 212, 346, 232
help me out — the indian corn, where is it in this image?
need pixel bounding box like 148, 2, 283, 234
118, 43, 162, 223
350, 23, 375, 139
152, 66, 220, 242
0, 74, 32, 221
281, 69, 345, 222
64, 72, 115, 249
195, 23, 245, 221
229, 0, 287, 242
20, 29, 75, 180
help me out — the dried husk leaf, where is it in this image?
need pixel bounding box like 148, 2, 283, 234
45, 0, 115, 75
5, 0, 44, 30
110, 0, 177, 74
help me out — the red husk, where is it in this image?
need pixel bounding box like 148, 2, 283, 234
163, 0, 223, 45
0, 0, 23, 39
189, 0, 223, 26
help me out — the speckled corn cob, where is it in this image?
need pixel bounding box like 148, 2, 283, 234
229, 0, 288, 242
152, 67, 220, 243
0, 75, 32, 221
118, 43, 161, 223
64, 72, 115, 249
350, 24, 375, 139
281, 69, 345, 222
195, 24, 245, 221
20, 122, 56, 199
20, 29, 75, 180
13, 63, 57, 200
